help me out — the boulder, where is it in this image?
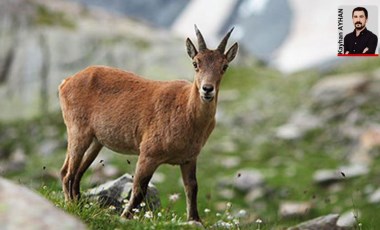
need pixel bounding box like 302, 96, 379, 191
287, 214, 341, 230
86, 173, 160, 214
311, 73, 370, 107
0, 177, 85, 230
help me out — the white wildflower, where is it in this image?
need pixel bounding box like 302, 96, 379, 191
216, 213, 221, 217
233, 218, 240, 225
157, 212, 162, 217
140, 202, 146, 207
144, 211, 153, 219
133, 215, 139, 220
226, 202, 232, 209
256, 218, 263, 223
169, 193, 180, 202
108, 206, 116, 210
237, 209, 247, 217
204, 208, 211, 213
132, 208, 140, 213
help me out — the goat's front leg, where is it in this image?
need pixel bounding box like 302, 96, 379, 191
180, 159, 201, 223
121, 156, 158, 219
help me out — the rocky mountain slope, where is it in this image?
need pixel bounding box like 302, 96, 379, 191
0, 0, 195, 120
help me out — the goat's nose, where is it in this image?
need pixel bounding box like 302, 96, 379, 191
202, 84, 214, 93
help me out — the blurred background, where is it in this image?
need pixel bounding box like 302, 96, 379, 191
1, 0, 380, 228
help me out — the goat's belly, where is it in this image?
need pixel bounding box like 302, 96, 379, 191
95, 132, 138, 154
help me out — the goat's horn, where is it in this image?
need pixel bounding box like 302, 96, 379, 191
194, 25, 207, 51
217, 27, 234, 53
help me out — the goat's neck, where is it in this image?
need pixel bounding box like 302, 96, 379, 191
187, 82, 217, 126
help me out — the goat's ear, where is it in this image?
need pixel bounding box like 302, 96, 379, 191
225, 42, 238, 63
186, 38, 198, 59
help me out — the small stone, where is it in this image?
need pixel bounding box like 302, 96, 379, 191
151, 171, 166, 184
314, 164, 369, 185
368, 188, 380, 203
276, 110, 323, 140
337, 210, 359, 227
218, 188, 235, 199
220, 156, 241, 168
245, 187, 265, 203
279, 201, 312, 218
233, 169, 264, 192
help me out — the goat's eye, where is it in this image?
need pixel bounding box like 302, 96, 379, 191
193, 62, 198, 69
222, 64, 228, 72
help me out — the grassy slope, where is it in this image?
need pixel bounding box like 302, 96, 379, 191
2, 58, 380, 229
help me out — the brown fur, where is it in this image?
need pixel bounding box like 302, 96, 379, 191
59, 27, 238, 223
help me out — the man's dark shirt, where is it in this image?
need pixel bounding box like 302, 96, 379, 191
344, 28, 378, 54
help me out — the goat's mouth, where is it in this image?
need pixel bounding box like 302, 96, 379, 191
201, 94, 214, 102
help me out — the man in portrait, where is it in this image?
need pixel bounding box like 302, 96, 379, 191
344, 7, 378, 54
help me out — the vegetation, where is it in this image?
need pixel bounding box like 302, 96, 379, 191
1, 57, 380, 229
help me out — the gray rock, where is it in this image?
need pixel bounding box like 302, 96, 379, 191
0, 177, 86, 230
337, 210, 359, 228
279, 201, 312, 218
314, 164, 369, 185
0, 0, 192, 121
220, 156, 241, 169
276, 110, 323, 140
86, 173, 160, 214
0, 148, 26, 174
287, 214, 341, 230
368, 188, 380, 203
311, 74, 370, 107
233, 169, 264, 192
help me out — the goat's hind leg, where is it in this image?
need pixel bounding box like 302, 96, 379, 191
73, 139, 103, 200
61, 128, 93, 201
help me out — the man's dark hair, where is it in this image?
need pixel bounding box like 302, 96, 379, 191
352, 7, 368, 18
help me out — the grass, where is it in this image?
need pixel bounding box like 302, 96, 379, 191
2, 57, 380, 229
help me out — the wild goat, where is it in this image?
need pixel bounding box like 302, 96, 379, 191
59, 25, 238, 222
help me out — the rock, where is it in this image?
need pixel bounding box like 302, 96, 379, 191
0, 148, 26, 174
38, 139, 62, 156
287, 213, 340, 230
244, 187, 265, 203
0, 177, 86, 229
313, 169, 344, 185
348, 125, 380, 166
368, 188, 380, 203
0, 0, 193, 121
336, 210, 359, 228
220, 156, 241, 169
218, 188, 235, 200
279, 201, 312, 218
276, 109, 323, 140
311, 73, 370, 107
86, 173, 160, 214
233, 169, 264, 193
359, 126, 380, 150
314, 164, 369, 185
151, 171, 166, 184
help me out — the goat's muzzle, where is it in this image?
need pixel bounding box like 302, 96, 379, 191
200, 84, 215, 102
